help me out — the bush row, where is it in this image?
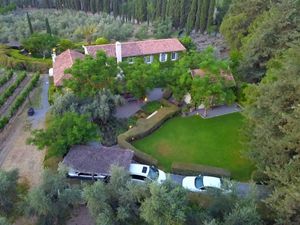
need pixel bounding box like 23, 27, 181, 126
0, 71, 26, 107
118, 99, 180, 165
0, 73, 40, 130
171, 162, 231, 178
0, 69, 13, 86
0, 46, 51, 73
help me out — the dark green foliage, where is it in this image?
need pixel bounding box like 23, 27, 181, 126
0, 217, 11, 225
141, 101, 162, 114
153, 18, 173, 39
244, 45, 300, 224
64, 51, 119, 97
22, 33, 59, 58
51, 90, 124, 146
27, 112, 98, 157
140, 181, 189, 225
0, 3, 16, 14
24, 170, 81, 225
45, 17, 52, 35
186, 0, 198, 33
26, 12, 33, 35
0, 169, 18, 216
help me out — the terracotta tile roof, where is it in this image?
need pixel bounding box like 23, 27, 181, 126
63, 145, 134, 176
53, 49, 84, 86
191, 69, 235, 82
85, 38, 186, 58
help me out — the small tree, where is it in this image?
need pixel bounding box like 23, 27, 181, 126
64, 51, 119, 97
140, 181, 188, 225
0, 169, 18, 216
27, 112, 98, 157
95, 37, 109, 45
45, 17, 52, 36
83, 166, 146, 225
24, 170, 81, 225
22, 33, 59, 58
26, 12, 33, 35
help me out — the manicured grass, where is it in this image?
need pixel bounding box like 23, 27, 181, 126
133, 113, 254, 181
141, 101, 162, 114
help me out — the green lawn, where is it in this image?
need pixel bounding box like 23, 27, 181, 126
132, 113, 254, 181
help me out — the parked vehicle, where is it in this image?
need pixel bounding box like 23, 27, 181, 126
27, 107, 35, 116
128, 163, 167, 184
67, 169, 109, 181
182, 175, 231, 193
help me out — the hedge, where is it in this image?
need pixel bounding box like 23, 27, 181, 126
118, 99, 180, 165
0, 73, 40, 130
0, 45, 51, 73
0, 69, 13, 86
171, 162, 231, 178
0, 71, 26, 107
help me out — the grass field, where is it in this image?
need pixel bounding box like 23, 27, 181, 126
133, 113, 254, 181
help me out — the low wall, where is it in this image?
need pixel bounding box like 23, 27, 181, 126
118, 99, 180, 165
171, 162, 231, 178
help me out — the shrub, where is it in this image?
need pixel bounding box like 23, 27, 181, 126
118, 99, 180, 165
0, 71, 26, 107
251, 170, 269, 185
0, 116, 9, 130
141, 101, 162, 114
171, 162, 231, 178
0, 69, 13, 86
94, 37, 109, 45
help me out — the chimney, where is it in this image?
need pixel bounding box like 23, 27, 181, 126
51, 48, 56, 63
115, 41, 122, 63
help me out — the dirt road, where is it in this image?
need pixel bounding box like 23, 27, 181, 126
0, 75, 50, 187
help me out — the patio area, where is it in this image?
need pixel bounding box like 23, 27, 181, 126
187, 103, 242, 118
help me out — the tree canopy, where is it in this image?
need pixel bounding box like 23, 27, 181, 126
64, 51, 119, 97
244, 43, 300, 224
27, 112, 98, 157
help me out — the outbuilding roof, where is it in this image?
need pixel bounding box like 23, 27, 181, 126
85, 38, 186, 58
53, 49, 84, 86
191, 69, 235, 82
63, 145, 134, 176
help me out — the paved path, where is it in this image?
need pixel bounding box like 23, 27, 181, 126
115, 88, 164, 118
188, 103, 242, 118
28, 75, 50, 129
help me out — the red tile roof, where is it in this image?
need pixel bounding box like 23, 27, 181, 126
85, 38, 186, 58
53, 49, 84, 86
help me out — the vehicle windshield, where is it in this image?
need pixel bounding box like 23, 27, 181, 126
195, 176, 204, 189
148, 166, 159, 180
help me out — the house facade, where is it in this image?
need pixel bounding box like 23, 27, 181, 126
83, 38, 186, 64
51, 38, 186, 86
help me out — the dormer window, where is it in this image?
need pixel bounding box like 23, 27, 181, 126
144, 55, 153, 64
159, 53, 167, 62
171, 52, 178, 61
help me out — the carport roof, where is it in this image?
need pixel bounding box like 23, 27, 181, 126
63, 145, 134, 175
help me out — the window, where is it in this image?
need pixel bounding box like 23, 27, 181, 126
128, 57, 134, 64
131, 175, 146, 181
144, 55, 153, 64
159, 53, 167, 62
171, 52, 178, 61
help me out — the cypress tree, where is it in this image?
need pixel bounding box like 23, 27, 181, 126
45, 17, 52, 35
194, 0, 202, 31
26, 12, 34, 35
186, 0, 197, 34
199, 0, 210, 33
207, 0, 216, 29
180, 0, 191, 28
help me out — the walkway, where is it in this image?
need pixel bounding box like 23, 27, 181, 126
188, 103, 242, 118
115, 88, 164, 118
